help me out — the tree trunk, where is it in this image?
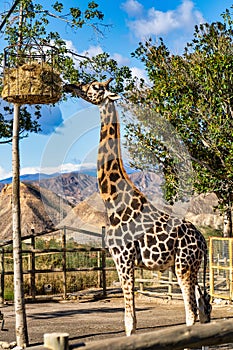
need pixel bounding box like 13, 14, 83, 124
223, 207, 232, 237
12, 103, 28, 347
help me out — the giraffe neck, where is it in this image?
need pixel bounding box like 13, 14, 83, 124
97, 99, 138, 205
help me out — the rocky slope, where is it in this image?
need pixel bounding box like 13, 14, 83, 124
37, 172, 98, 205
185, 192, 222, 230
0, 170, 224, 242
0, 182, 73, 241
59, 189, 223, 236
59, 192, 107, 232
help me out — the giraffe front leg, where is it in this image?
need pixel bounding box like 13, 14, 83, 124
122, 273, 136, 336
116, 263, 136, 336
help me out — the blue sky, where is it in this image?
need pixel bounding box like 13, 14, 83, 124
0, 0, 232, 180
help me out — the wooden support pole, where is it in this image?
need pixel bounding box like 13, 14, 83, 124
0, 249, 4, 306
12, 103, 28, 347
229, 238, 233, 300
101, 226, 106, 249
97, 251, 101, 288
101, 226, 106, 297
30, 234, 36, 299
62, 228, 67, 299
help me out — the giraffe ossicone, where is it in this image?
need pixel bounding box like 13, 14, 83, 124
64, 79, 212, 336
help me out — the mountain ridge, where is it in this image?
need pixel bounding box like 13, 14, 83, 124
0, 168, 98, 184
0, 170, 223, 243
0, 182, 73, 241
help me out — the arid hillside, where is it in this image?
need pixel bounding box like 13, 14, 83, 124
0, 170, 224, 242
59, 192, 107, 232
37, 172, 98, 205
0, 182, 73, 241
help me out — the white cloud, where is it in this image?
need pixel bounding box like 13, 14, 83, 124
63, 39, 145, 84
60, 162, 96, 173
64, 41, 104, 68
20, 166, 41, 175
65, 39, 132, 73
130, 66, 147, 81
80, 45, 103, 58
64, 39, 77, 53
112, 53, 130, 66
0, 166, 11, 181
25, 162, 97, 176
65, 40, 103, 58
178, 0, 204, 24
121, 0, 143, 17
0, 163, 97, 181
124, 0, 205, 40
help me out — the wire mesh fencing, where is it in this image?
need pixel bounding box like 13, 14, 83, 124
209, 237, 233, 301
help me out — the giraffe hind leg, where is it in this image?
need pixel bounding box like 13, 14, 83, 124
176, 269, 198, 326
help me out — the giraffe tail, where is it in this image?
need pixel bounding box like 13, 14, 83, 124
203, 246, 208, 294
195, 247, 212, 323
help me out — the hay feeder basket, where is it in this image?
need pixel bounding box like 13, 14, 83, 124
2, 44, 62, 105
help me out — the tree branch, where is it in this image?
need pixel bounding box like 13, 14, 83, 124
38, 9, 109, 37
189, 155, 216, 174
0, 0, 21, 31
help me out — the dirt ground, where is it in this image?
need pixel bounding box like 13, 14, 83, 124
1, 289, 233, 349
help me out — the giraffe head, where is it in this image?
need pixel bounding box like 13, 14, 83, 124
64, 78, 120, 105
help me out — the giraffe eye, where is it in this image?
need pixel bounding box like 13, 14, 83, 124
93, 84, 99, 90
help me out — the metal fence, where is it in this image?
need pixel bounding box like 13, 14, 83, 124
0, 226, 120, 304
137, 237, 233, 302
209, 236, 233, 301
2, 230, 233, 303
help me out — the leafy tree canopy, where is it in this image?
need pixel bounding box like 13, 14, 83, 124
0, 0, 132, 141
125, 8, 233, 232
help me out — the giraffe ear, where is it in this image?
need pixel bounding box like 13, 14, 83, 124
102, 78, 120, 100
104, 90, 121, 101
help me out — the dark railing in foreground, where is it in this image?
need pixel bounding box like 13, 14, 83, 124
30, 318, 233, 350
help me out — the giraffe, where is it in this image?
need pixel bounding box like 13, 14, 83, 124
64, 79, 212, 336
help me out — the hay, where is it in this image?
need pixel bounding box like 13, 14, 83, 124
2, 62, 62, 104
